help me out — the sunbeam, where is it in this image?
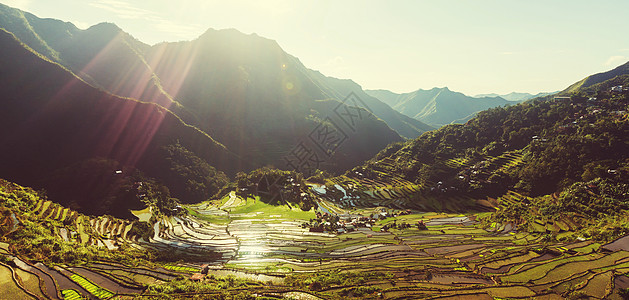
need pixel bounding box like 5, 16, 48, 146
145, 39, 201, 101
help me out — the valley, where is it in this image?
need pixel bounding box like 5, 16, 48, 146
1, 2, 629, 300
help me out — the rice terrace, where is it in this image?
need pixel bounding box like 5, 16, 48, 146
2, 1, 629, 299
3, 162, 629, 299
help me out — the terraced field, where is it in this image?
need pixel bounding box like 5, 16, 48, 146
139, 195, 629, 299
318, 150, 528, 215
3, 179, 629, 299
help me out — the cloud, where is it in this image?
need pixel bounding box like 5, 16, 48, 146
604, 55, 628, 67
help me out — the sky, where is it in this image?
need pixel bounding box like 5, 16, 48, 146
3, 0, 629, 96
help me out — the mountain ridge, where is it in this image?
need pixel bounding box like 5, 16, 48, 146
562, 60, 629, 95
474, 91, 557, 101
0, 27, 239, 216
305, 70, 435, 138
366, 87, 511, 127
0, 3, 416, 175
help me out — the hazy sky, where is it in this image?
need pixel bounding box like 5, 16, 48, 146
3, 0, 629, 95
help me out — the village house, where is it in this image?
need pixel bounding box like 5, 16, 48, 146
190, 273, 205, 281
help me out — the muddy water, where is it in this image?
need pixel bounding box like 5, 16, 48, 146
70, 267, 144, 294
615, 275, 629, 289
36, 264, 94, 299
481, 264, 512, 274
7, 212, 19, 234
89, 263, 177, 281
430, 273, 493, 285
603, 234, 629, 251
8, 256, 60, 299
28, 263, 60, 299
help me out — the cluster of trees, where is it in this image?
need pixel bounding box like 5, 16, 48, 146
146, 143, 230, 204
285, 270, 392, 294
31, 142, 233, 219
145, 274, 257, 296
235, 167, 317, 211
517, 118, 629, 195
135, 179, 182, 217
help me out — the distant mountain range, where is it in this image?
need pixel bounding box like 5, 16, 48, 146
305, 70, 435, 137
365, 88, 557, 127
366, 87, 512, 127
474, 91, 557, 102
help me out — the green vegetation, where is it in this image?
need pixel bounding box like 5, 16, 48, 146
339, 74, 629, 243
4, 175, 629, 299
146, 275, 260, 294
61, 289, 83, 300
235, 167, 317, 210
70, 274, 114, 299
494, 177, 629, 242
163, 265, 199, 273
354, 78, 628, 198
0, 179, 152, 263
228, 196, 316, 220
145, 143, 230, 204
285, 270, 393, 291
3, 4, 629, 299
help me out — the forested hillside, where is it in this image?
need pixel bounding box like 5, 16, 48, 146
331, 71, 629, 239
0, 28, 236, 217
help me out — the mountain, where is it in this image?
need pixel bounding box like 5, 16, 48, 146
0, 28, 238, 217
562, 60, 629, 95
474, 91, 557, 102
305, 70, 435, 138
366, 87, 511, 127
0, 4, 412, 174
0, 4, 418, 214
0, 3, 180, 113
358, 65, 629, 199
142, 28, 404, 173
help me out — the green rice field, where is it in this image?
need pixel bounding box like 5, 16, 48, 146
3, 178, 629, 299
